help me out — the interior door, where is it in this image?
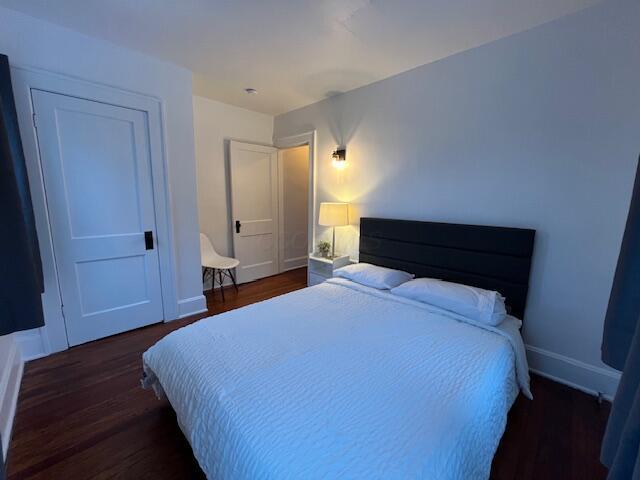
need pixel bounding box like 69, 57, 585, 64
230, 141, 279, 284
32, 89, 164, 346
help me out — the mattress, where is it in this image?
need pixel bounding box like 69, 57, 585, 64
142, 277, 531, 480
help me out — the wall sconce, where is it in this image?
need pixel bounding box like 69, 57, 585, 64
331, 147, 347, 170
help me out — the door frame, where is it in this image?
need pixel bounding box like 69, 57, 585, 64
274, 131, 317, 262
10, 66, 178, 355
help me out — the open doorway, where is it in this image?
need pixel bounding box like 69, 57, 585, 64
278, 145, 309, 272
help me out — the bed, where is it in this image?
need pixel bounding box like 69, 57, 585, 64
142, 218, 536, 479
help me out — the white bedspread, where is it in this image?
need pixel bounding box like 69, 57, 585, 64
143, 278, 531, 480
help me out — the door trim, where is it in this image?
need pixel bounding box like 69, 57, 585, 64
274, 131, 317, 260
10, 65, 178, 355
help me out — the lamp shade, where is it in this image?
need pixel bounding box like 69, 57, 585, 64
319, 202, 349, 227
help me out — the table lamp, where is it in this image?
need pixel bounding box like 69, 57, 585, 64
318, 202, 349, 259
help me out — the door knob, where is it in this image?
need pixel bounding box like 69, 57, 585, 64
144, 231, 154, 250
235, 220, 241, 234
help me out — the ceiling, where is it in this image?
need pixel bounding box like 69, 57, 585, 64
0, 0, 601, 115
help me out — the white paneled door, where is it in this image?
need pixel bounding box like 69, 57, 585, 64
32, 90, 164, 346
230, 141, 279, 284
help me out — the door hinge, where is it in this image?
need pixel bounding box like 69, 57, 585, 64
32, 113, 37, 129
60, 303, 66, 319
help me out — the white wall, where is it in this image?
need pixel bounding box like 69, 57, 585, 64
280, 145, 309, 271
274, 0, 640, 397
193, 95, 273, 288
0, 6, 205, 353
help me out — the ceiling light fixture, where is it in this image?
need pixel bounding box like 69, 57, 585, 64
244, 88, 258, 94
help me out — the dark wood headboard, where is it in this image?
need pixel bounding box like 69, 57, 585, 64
359, 218, 536, 320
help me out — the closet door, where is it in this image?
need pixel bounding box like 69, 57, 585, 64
229, 141, 279, 284
32, 90, 163, 346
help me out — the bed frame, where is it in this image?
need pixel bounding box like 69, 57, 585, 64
359, 217, 536, 319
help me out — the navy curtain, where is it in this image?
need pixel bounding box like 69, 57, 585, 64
0, 53, 44, 336
601, 156, 640, 479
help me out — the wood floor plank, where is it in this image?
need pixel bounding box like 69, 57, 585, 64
7, 267, 611, 479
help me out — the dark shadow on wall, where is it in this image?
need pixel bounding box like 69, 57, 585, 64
325, 93, 366, 149
296, 68, 373, 147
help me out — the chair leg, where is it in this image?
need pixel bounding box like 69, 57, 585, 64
228, 269, 238, 291
218, 269, 225, 302
203, 267, 213, 300
210, 268, 215, 300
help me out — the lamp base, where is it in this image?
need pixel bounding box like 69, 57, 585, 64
331, 226, 336, 259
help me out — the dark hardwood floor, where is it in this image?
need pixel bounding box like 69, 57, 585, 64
7, 267, 610, 479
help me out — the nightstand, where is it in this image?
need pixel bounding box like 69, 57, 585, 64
308, 254, 351, 286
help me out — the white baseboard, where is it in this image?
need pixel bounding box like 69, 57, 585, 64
526, 345, 621, 400
282, 256, 308, 272
176, 295, 207, 319
0, 336, 24, 460
14, 329, 48, 362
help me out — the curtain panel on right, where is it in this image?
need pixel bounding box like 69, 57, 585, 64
601, 156, 640, 479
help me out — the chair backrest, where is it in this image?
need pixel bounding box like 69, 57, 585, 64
200, 233, 221, 265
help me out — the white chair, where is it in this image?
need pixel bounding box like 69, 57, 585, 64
200, 233, 240, 301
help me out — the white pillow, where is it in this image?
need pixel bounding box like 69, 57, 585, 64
334, 263, 414, 290
390, 278, 507, 326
